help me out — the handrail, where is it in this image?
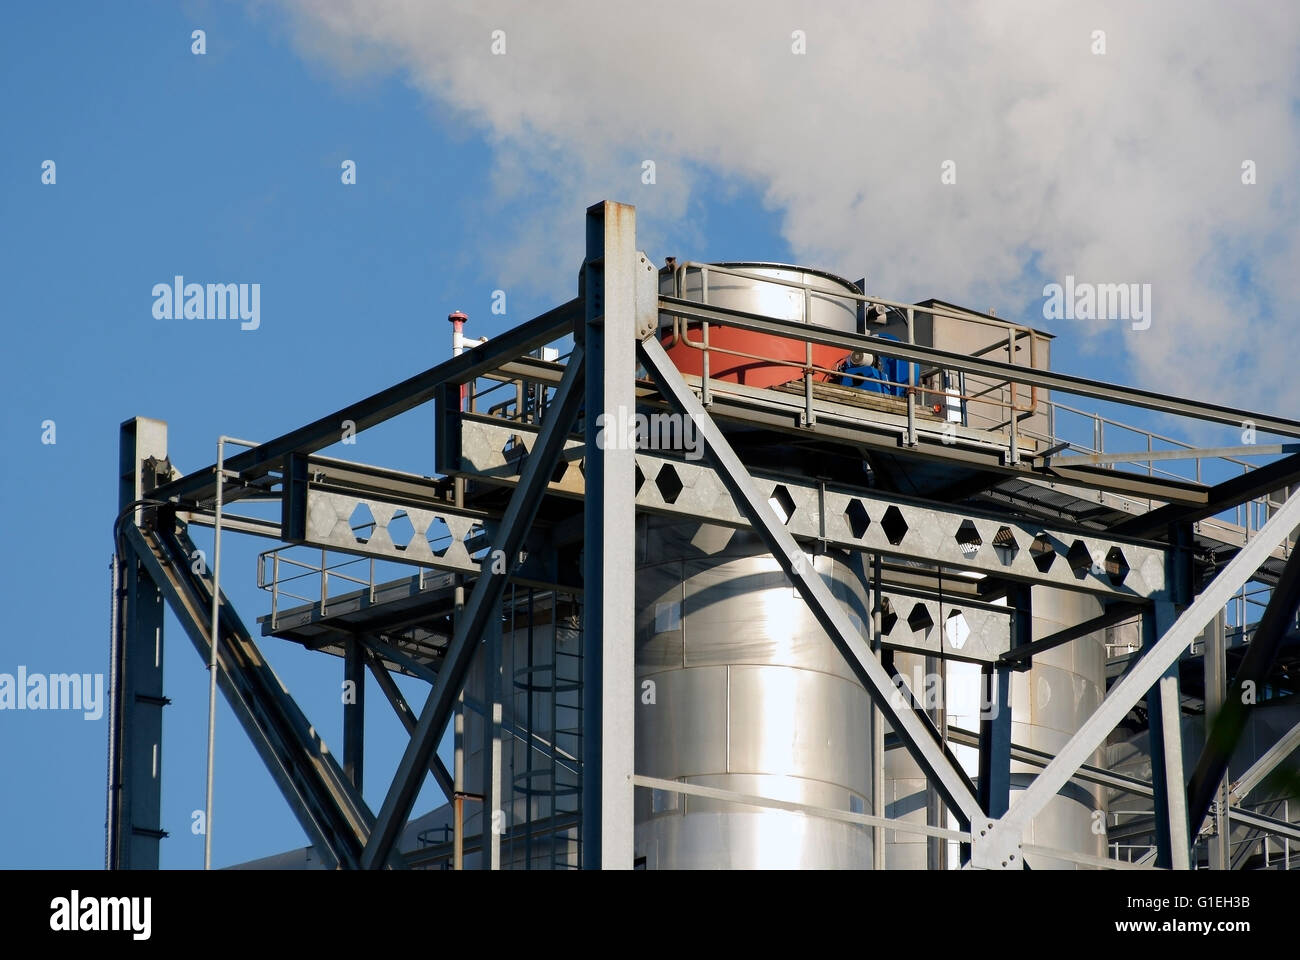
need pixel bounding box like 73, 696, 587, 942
665, 261, 1043, 430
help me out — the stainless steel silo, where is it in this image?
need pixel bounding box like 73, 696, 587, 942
882, 589, 1109, 869
634, 519, 875, 868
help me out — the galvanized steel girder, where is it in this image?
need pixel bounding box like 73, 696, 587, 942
455, 414, 1170, 602
875, 587, 1013, 663
302, 487, 484, 573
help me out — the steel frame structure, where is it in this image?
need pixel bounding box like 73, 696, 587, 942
109, 201, 1300, 870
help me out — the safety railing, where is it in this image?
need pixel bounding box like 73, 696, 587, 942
662, 261, 1044, 449
447, 262, 1291, 628
257, 548, 373, 630
465, 347, 574, 425
1023, 402, 1292, 626
257, 531, 459, 629
1229, 796, 1295, 869
655, 262, 1292, 572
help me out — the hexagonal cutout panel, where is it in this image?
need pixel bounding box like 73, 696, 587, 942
1104, 546, 1130, 587
656, 464, 685, 505
349, 503, 376, 544
1066, 539, 1093, 580
993, 525, 1019, 566
389, 510, 416, 551
1030, 533, 1055, 573
944, 610, 970, 650
551, 456, 570, 485
844, 499, 871, 539
501, 435, 526, 473
425, 516, 453, 557
768, 485, 796, 525
879, 596, 898, 635
881, 505, 909, 546
955, 519, 982, 558
907, 602, 934, 636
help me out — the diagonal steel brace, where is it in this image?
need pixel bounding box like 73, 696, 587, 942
639, 336, 985, 829
359, 344, 587, 868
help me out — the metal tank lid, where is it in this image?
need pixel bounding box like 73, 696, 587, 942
702, 261, 864, 294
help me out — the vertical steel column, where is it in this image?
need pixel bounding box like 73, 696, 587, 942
453, 575, 465, 871
870, 554, 886, 871
980, 585, 1025, 823
480, 617, 503, 870
343, 638, 365, 792
1201, 609, 1230, 869
982, 492, 1300, 867
109, 417, 169, 870
1186, 543, 1300, 842
453, 689, 465, 871
1144, 600, 1191, 869
977, 664, 1013, 819
580, 201, 639, 869
925, 653, 946, 870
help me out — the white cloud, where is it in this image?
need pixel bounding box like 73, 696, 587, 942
271, 0, 1300, 414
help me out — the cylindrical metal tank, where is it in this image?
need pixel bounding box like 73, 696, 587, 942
634, 518, 875, 868
883, 588, 1109, 869
659, 262, 859, 389
461, 260, 1110, 869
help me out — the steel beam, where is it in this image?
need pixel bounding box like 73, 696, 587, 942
1053, 443, 1298, 467
1143, 602, 1191, 869
343, 638, 365, 791
977, 489, 1300, 867
640, 335, 985, 828
150, 299, 580, 506
631, 775, 968, 845
355, 634, 439, 686
1113, 451, 1300, 538
127, 521, 373, 868
580, 201, 643, 869
360, 645, 454, 801
458, 415, 1170, 601
877, 588, 1014, 664
870, 554, 887, 870
109, 541, 168, 869
1202, 610, 1230, 869
660, 295, 1300, 439
1185, 543, 1300, 839
946, 726, 1154, 798
358, 344, 587, 869
1019, 843, 1158, 871
999, 602, 1144, 666
480, 617, 503, 870
298, 488, 484, 574
977, 665, 1013, 819
926, 651, 948, 869
1229, 805, 1300, 847
109, 417, 170, 870
1232, 717, 1300, 804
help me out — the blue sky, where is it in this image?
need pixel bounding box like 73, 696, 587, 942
2, 2, 1296, 868
0, 2, 798, 869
